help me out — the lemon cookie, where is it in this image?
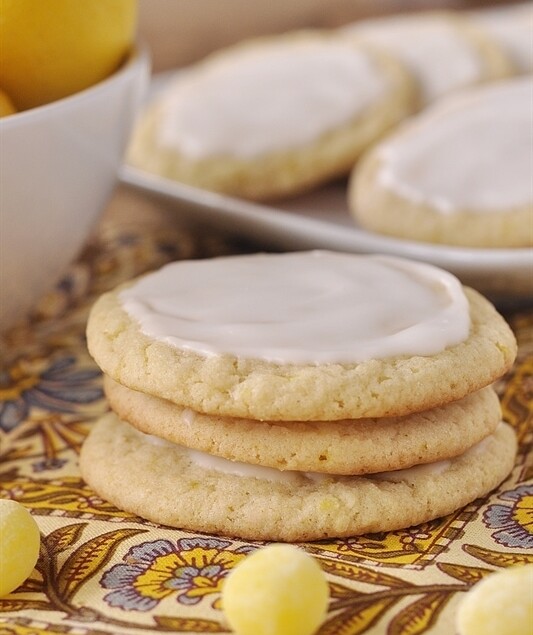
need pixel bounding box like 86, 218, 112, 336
86, 251, 516, 421
105, 377, 502, 476
466, 3, 533, 73
80, 415, 517, 541
350, 77, 533, 248
342, 11, 513, 106
128, 32, 416, 200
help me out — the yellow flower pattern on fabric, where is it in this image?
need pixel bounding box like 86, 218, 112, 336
483, 484, 533, 549
101, 538, 255, 610
312, 513, 475, 568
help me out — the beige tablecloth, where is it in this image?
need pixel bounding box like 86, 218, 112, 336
1, 186, 531, 635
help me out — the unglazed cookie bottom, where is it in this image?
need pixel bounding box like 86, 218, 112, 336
105, 377, 502, 475
79, 414, 517, 542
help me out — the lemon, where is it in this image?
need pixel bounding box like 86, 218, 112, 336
0, 0, 138, 111
0, 87, 16, 117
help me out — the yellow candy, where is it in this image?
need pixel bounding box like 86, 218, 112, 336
222, 544, 329, 635
0, 499, 40, 597
457, 564, 533, 635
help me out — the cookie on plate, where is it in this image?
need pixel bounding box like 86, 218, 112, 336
350, 77, 533, 248
105, 377, 502, 476
86, 251, 517, 421
465, 2, 533, 73
79, 414, 517, 542
127, 32, 417, 201
341, 11, 513, 106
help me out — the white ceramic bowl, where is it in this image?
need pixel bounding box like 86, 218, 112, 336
0, 45, 150, 332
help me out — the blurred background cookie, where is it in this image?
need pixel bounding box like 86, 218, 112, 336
340, 10, 513, 106
350, 76, 533, 247
465, 2, 533, 73
128, 32, 417, 200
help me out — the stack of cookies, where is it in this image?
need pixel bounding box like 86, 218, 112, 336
80, 251, 517, 541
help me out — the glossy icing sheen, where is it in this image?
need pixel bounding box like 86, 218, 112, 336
156, 39, 387, 158
346, 15, 481, 103
377, 77, 533, 213
119, 251, 470, 364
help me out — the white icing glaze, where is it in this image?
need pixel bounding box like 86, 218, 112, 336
464, 422, 503, 457
119, 251, 470, 364
374, 423, 503, 482
374, 460, 451, 483
181, 408, 196, 426
377, 77, 533, 213
156, 39, 387, 159
142, 430, 306, 483
345, 14, 482, 103
470, 3, 533, 72
187, 447, 305, 484
143, 433, 169, 447
141, 428, 499, 485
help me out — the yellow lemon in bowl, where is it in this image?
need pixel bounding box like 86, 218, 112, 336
0, 88, 16, 117
0, 0, 138, 111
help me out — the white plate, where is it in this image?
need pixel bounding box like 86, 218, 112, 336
120, 72, 533, 304
121, 165, 532, 304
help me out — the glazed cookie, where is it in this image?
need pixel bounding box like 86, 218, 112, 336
105, 377, 502, 476
86, 251, 517, 421
79, 415, 517, 541
342, 11, 513, 106
350, 77, 533, 248
127, 32, 416, 201
466, 3, 533, 73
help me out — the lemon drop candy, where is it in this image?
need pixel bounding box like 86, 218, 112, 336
222, 544, 329, 635
457, 564, 533, 635
0, 499, 40, 597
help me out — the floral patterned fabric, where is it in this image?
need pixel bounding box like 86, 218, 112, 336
1, 189, 531, 635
